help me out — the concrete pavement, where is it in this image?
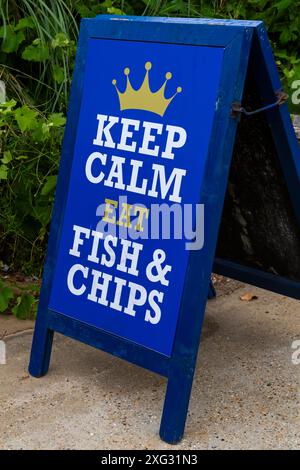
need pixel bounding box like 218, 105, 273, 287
0, 280, 299, 449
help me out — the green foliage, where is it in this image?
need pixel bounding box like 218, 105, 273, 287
12, 292, 35, 319
0, 1, 132, 278
0, 0, 78, 112
143, 0, 300, 112
0, 279, 13, 312
0, 99, 65, 274
0, 0, 299, 282
0, 277, 38, 319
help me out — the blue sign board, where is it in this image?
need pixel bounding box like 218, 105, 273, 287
29, 16, 300, 444
49, 38, 224, 356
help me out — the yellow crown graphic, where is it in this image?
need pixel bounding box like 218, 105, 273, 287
112, 61, 182, 117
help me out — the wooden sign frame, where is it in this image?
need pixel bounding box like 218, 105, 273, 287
29, 16, 299, 444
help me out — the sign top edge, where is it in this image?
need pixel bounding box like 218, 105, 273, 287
91, 15, 263, 28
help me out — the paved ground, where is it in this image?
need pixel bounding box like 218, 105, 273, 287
0, 280, 299, 450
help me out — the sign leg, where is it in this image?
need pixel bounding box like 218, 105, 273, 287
159, 362, 196, 444
208, 280, 216, 299
29, 312, 54, 377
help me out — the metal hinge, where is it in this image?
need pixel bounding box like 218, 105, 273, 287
231, 90, 289, 118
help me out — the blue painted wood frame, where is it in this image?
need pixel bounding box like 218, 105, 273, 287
29, 16, 259, 444
214, 24, 300, 300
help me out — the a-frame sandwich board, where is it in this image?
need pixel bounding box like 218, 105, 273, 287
28, 16, 300, 444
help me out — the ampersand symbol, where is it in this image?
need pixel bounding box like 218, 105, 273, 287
146, 249, 172, 286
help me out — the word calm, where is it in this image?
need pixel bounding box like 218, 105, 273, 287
84, 114, 188, 203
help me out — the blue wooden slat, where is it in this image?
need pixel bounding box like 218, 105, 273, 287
208, 280, 216, 299
214, 258, 300, 300
250, 25, 300, 230
96, 15, 262, 28
88, 15, 261, 47
159, 27, 253, 444
48, 311, 170, 377
211, 24, 300, 305
29, 21, 90, 377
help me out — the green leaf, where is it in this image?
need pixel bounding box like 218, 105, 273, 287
0, 164, 8, 180
51, 33, 71, 49
12, 293, 35, 319
0, 286, 13, 313
22, 39, 50, 62
0, 26, 25, 53
15, 17, 35, 31
31, 122, 48, 142
274, 0, 295, 12
52, 65, 65, 84
48, 112, 66, 127
1, 150, 12, 164
0, 99, 17, 111
41, 175, 57, 196
15, 105, 38, 132
107, 7, 125, 15
33, 201, 51, 226
280, 29, 295, 44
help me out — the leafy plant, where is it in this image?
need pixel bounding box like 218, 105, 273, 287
0, 278, 13, 312
0, 276, 38, 319
0, 99, 65, 274
142, 0, 300, 112
0, 0, 78, 112
0, 0, 299, 283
